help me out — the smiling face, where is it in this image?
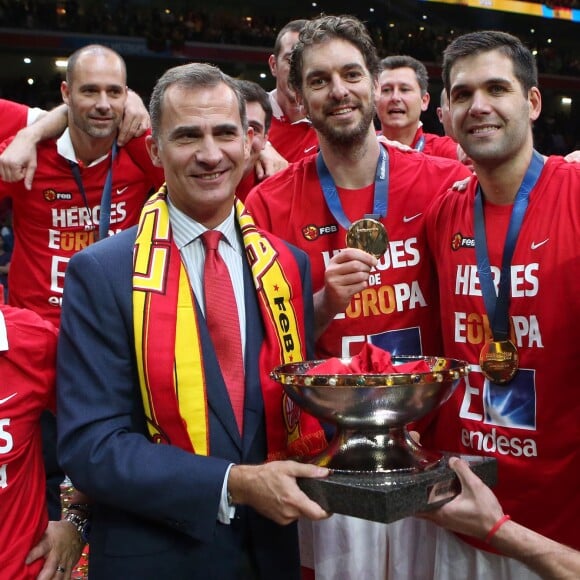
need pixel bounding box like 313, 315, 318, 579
297, 38, 378, 148
62, 50, 127, 140
376, 66, 429, 138
448, 49, 541, 169
146, 82, 250, 228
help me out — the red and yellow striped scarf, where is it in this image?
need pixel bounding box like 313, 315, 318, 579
132, 187, 325, 460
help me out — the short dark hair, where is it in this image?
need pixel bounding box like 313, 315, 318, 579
442, 30, 538, 96
289, 15, 380, 94
273, 19, 307, 57
380, 55, 429, 95
149, 62, 247, 138
66, 44, 126, 85
237, 80, 272, 133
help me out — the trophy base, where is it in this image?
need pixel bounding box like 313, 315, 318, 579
298, 454, 497, 524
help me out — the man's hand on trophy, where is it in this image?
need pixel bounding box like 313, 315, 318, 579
228, 461, 330, 525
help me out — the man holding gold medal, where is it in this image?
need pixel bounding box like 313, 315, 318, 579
56, 62, 331, 578
245, 14, 471, 579
246, 16, 471, 361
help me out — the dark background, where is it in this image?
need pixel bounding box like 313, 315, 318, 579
1, 0, 578, 152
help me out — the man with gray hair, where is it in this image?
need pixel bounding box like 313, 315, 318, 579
57, 61, 329, 579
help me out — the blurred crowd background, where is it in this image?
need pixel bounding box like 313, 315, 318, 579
0, 0, 579, 154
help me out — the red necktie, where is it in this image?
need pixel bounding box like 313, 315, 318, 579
201, 230, 245, 433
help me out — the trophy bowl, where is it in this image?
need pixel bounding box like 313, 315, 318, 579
271, 356, 469, 474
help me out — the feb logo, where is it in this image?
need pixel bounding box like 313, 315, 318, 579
43, 188, 73, 202
43, 188, 57, 202
302, 223, 338, 241
451, 232, 475, 251
302, 224, 319, 241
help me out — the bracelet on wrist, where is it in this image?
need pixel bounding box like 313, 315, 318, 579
64, 511, 91, 543
484, 514, 511, 543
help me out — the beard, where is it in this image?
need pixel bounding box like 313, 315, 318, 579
80, 116, 120, 139
309, 99, 376, 148
69, 105, 120, 140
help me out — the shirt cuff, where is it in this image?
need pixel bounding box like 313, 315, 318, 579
217, 463, 236, 524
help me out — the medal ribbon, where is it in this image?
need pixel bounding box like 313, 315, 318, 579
69, 141, 118, 240
316, 146, 388, 227
414, 135, 425, 152
474, 150, 544, 341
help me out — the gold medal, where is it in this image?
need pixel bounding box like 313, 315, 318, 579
479, 339, 519, 384
346, 218, 388, 258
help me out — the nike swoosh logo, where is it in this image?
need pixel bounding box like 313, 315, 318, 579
0, 393, 17, 405
304, 145, 318, 154
531, 239, 549, 250
116, 186, 128, 195
403, 213, 422, 223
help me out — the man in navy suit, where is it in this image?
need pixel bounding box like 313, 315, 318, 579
56, 62, 329, 579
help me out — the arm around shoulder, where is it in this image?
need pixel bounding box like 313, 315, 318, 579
0, 104, 67, 189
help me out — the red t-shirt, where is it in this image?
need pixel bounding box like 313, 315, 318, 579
0, 134, 163, 325
0, 305, 58, 578
412, 126, 459, 160
236, 170, 258, 203
267, 116, 319, 163
423, 156, 580, 550
0, 99, 29, 141
246, 145, 470, 359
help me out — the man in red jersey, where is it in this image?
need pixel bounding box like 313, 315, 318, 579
0, 46, 163, 326
0, 305, 84, 578
436, 87, 455, 139
394, 30, 580, 579
245, 14, 471, 579
377, 55, 460, 160
247, 16, 471, 362
266, 19, 319, 162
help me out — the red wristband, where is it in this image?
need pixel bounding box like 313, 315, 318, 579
484, 514, 511, 543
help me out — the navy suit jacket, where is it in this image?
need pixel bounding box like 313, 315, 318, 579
56, 225, 315, 579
